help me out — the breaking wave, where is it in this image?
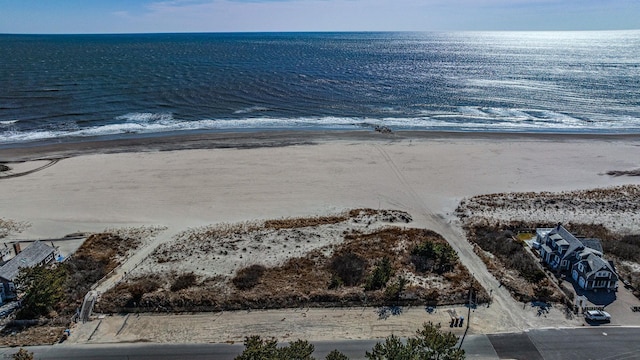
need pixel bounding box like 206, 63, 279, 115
2, 107, 639, 144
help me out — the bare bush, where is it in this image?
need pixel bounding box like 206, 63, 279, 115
170, 273, 198, 292
0, 218, 30, 239
264, 215, 348, 230
465, 223, 545, 283
233, 265, 266, 290
328, 252, 366, 287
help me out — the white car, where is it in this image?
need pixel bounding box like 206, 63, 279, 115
584, 310, 611, 322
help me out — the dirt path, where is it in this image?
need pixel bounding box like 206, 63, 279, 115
371, 143, 530, 332
93, 228, 176, 295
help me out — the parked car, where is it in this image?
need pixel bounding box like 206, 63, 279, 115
584, 310, 611, 322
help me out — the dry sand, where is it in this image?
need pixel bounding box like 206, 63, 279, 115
1, 131, 640, 343
2, 133, 638, 239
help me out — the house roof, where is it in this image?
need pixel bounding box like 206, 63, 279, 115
545, 225, 585, 261
579, 253, 618, 280
0, 241, 56, 282
579, 238, 604, 253
577, 248, 603, 259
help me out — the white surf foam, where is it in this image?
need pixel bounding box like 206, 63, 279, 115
115, 112, 175, 123
2, 110, 639, 144
0, 120, 19, 126
233, 106, 270, 115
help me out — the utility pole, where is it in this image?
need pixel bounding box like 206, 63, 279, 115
466, 284, 472, 331
458, 273, 473, 350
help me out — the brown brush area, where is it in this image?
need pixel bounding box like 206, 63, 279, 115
0, 324, 66, 347
462, 220, 564, 302
97, 225, 484, 313
462, 218, 640, 302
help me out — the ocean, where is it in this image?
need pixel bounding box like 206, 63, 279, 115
1, 31, 639, 144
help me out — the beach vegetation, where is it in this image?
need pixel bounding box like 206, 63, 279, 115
411, 240, 458, 274
465, 223, 545, 283
0, 218, 30, 239
328, 252, 366, 287
128, 277, 161, 305
97, 211, 482, 313
233, 265, 266, 290
62, 232, 147, 313
170, 272, 198, 292
14, 265, 67, 319
461, 220, 558, 301
384, 276, 408, 300
365, 257, 394, 291
264, 215, 348, 230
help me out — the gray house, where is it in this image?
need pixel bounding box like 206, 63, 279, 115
536, 224, 617, 291
572, 253, 618, 291
0, 241, 57, 303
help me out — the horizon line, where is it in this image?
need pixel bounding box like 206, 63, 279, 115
2, 28, 640, 36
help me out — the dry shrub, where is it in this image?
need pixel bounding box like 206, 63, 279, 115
99, 220, 482, 313
75, 233, 138, 273
328, 252, 366, 287
464, 222, 545, 284
97, 276, 161, 310
0, 218, 30, 239
170, 273, 198, 292
59, 232, 142, 315
0, 325, 66, 347
128, 278, 161, 303
348, 209, 413, 223
264, 215, 348, 230
263, 209, 412, 231
233, 265, 266, 290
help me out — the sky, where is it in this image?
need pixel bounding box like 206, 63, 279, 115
1, 0, 639, 34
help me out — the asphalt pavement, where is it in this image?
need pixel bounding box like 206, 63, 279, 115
2, 327, 639, 360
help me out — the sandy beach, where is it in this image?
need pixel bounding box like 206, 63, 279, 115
2, 131, 639, 239
1, 131, 640, 342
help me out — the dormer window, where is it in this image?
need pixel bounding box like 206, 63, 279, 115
578, 263, 584, 272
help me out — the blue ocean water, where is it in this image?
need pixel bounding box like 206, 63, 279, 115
1, 31, 640, 143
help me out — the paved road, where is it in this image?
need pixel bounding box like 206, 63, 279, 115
4, 327, 639, 359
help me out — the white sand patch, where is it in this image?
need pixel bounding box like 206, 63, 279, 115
130, 210, 411, 280
456, 185, 640, 234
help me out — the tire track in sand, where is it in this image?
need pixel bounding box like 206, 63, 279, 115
0, 158, 61, 179
371, 143, 532, 331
